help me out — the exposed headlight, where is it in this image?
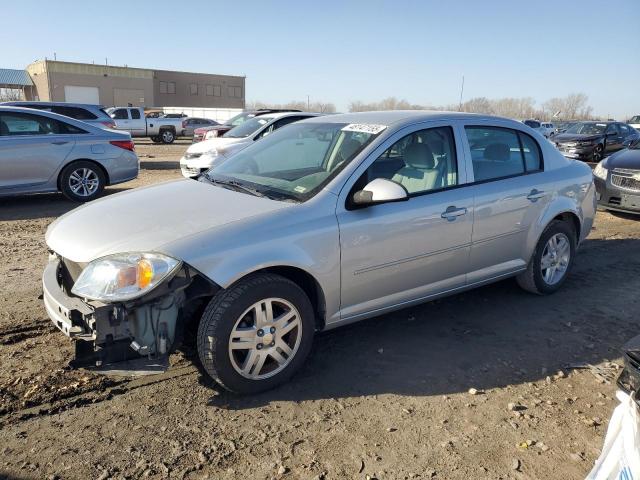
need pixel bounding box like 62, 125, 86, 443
204, 130, 218, 140
593, 161, 608, 180
71, 253, 181, 302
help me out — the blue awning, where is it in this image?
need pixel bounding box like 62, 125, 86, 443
0, 68, 33, 87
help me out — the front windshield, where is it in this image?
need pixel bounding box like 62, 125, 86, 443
630, 116, 640, 124
205, 122, 383, 201
224, 112, 256, 127
223, 116, 272, 138
565, 122, 607, 135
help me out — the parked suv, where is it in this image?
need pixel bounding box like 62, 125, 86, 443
1, 101, 116, 129
43, 111, 595, 393
193, 109, 303, 143
554, 121, 640, 162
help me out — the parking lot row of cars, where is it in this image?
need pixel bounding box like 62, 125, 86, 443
0, 101, 639, 216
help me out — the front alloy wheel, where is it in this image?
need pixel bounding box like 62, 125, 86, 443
197, 273, 315, 394
229, 298, 302, 380
592, 144, 604, 162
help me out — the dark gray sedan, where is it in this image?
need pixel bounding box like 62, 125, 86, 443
0, 106, 139, 202
594, 139, 640, 214
182, 117, 219, 137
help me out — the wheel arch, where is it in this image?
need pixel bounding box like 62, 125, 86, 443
529, 198, 583, 257
57, 158, 111, 189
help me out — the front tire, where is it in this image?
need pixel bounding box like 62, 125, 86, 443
592, 144, 604, 162
59, 161, 106, 202
197, 273, 315, 394
517, 220, 576, 295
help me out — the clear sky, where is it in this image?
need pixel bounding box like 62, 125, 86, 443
2, 0, 639, 118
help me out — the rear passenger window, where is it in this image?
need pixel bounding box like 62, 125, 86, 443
130, 109, 141, 120
0, 113, 86, 136
364, 126, 458, 195
466, 127, 543, 181
519, 132, 542, 172
53, 106, 97, 120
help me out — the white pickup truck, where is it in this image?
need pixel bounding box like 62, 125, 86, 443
107, 107, 185, 144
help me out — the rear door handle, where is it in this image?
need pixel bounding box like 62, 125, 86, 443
441, 206, 467, 221
527, 189, 546, 202
51, 141, 69, 145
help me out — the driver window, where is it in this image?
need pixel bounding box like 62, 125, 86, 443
362, 127, 458, 195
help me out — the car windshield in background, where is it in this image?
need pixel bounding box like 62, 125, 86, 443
224, 112, 256, 127
205, 122, 383, 201
524, 120, 541, 128
629, 115, 640, 124
565, 122, 607, 135
223, 116, 272, 138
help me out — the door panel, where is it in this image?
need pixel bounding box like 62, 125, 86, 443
337, 190, 473, 319
0, 136, 75, 188
336, 122, 472, 320
466, 173, 554, 283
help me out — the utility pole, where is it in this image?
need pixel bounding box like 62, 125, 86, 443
307, 95, 310, 111
458, 75, 465, 111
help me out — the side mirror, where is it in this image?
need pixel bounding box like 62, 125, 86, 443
352, 178, 408, 206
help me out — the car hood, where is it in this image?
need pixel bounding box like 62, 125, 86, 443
604, 148, 640, 170
46, 179, 292, 263
553, 133, 602, 143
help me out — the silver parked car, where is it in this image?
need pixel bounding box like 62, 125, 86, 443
182, 117, 219, 137
43, 111, 595, 393
0, 106, 138, 202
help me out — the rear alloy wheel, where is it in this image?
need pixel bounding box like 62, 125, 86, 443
161, 130, 175, 144
60, 161, 105, 202
197, 273, 315, 394
517, 220, 576, 295
592, 144, 604, 162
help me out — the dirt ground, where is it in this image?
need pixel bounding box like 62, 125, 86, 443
1, 141, 639, 480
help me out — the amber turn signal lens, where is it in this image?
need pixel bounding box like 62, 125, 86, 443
137, 259, 154, 289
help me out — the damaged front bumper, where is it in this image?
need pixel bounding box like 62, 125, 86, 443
42, 255, 193, 374
618, 335, 640, 406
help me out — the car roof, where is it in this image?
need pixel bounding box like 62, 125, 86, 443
303, 110, 520, 129
2, 101, 105, 109
259, 111, 322, 120
0, 106, 126, 133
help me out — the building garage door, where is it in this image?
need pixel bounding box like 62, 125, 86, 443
64, 85, 100, 104
113, 88, 146, 107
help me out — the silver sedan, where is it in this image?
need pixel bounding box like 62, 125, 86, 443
43, 111, 595, 393
0, 106, 139, 202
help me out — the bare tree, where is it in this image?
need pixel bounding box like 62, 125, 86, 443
0, 88, 23, 102
246, 100, 336, 113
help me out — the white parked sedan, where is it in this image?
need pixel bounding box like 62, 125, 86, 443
43, 111, 595, 393
179, 111, 320, 178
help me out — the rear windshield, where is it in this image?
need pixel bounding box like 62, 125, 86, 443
524, 120, 541, 129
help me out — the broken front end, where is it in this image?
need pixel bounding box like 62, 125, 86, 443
42, 252, 215, 374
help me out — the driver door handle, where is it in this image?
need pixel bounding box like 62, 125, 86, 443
527, 189, 546, 202
441, 206, 467, 221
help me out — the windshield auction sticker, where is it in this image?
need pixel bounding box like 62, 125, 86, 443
342, 124, 387, 135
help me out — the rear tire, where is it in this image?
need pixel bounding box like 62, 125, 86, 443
150, 136, 162, 143
197, 273, 315, 394
517, 220, 576, 295
59, 161, 106, 202
160, 129, 175, 144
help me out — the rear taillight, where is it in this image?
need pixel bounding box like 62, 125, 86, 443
110, 140, 135, 151
101, 121, 117, 129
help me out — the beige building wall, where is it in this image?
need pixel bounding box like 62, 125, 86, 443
153, 70, 245, 109
24, 60, 245, 109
